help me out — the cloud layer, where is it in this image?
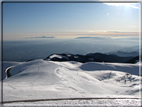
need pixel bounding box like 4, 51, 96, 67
103, 3, 140, 9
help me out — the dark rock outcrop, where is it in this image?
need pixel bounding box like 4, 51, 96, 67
44, 53, 134, 63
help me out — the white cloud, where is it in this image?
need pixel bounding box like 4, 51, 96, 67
103, 3, 140, 9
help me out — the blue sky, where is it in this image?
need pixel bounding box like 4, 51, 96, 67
3, 2, 140, 40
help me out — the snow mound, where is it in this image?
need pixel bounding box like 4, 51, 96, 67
49, 54, 63, 59
48, 54, 69, 61
3, 60, 141, 102
80, 62, 140, 75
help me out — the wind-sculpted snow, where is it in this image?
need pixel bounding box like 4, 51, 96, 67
80, 62, 140, 75
2, 59, 141, 106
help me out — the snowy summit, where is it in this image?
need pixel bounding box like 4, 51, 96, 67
2, 57, 141, 106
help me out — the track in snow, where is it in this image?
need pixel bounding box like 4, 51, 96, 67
1, 97, 140, 104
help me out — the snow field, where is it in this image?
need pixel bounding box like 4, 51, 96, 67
2, 59, 141, 105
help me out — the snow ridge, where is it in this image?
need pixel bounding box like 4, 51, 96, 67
2, 59, 141, 106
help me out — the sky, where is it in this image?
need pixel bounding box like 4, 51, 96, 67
3, 2, 141, 40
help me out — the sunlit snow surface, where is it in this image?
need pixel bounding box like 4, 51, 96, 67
2, 59, 142, 106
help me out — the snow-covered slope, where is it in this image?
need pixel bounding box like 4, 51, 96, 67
2, 61, 24, 80
2, 59, 141, 105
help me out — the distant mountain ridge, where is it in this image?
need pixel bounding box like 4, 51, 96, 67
125, 55, 142, 63
44, 53, 136, 63
75, 37, 111, 40
107, 51, 139, 57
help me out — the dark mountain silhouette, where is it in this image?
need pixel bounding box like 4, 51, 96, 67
31, 36, 55, 38
75, 37, 111, 40
44, 53, 133, 63
107, 51, 139, 57
125, 55, 141, 63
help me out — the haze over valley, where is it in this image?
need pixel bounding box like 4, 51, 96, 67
3, 37, 139, 62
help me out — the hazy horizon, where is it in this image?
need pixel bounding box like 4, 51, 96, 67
3, 37, 139, 62
3, 2, 140, 40
2, 2, 141, 61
